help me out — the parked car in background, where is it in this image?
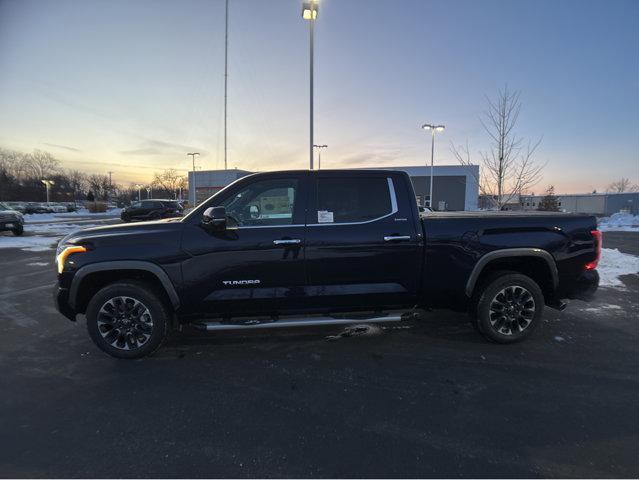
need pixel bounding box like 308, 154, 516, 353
120, 199, 183, 222
0, 202, 24, 236
63, 202, 79, 212
45, 203, 68, 213
25, 202, 52, 214
5, 201, 27, 213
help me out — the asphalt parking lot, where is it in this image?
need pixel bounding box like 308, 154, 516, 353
1, 232, 638, 478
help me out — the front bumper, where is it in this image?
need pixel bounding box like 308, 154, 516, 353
565, 269, 600, 301
53, 285, 77, 321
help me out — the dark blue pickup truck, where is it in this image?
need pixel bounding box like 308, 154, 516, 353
54, 169, 600, 358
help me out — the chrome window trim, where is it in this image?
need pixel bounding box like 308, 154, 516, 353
234, 177, 397, 230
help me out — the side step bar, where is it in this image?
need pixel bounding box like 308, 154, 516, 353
193, 314, 404, 332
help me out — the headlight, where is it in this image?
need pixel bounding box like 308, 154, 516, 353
55, 245, 87, 274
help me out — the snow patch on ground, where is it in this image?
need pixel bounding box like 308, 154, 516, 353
24, 208, 121, 223
597, 248, 639, 288
326, 324, 383, 340
1, 220, 104, 251
582, 304, 624, 314
0, 235, 58, 251
598, 213, 639, 232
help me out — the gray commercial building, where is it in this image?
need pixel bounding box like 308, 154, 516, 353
377, 165, 479, 211
520, 192, 639, 216
189, 165, 480, 211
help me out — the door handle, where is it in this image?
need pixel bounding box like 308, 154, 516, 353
383, 235, 411, 242
273, 239, 302, 245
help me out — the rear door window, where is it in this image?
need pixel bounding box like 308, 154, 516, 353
315, 176, 393, 224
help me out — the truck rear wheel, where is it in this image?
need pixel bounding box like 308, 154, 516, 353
472, 271, 544, 343
86, 281, 170, 359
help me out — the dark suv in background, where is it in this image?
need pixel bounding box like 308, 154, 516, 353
120, 199, 183, 222
0, 202, 24, 235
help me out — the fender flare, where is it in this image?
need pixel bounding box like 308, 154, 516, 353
465, 248, 558, 297
68, 261, 180, 310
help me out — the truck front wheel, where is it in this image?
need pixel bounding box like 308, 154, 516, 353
86, 281, 170, 359
472, 272, 544, 343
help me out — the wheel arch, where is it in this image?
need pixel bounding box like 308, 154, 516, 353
466, 248, 558, 300
69, 261, 180, 313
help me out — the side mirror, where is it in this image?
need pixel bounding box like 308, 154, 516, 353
202, 206, 227, 230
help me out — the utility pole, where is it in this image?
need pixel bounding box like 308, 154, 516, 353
224, 0, 229, 170
107, 171, 114, 200
187, 152, 200, 206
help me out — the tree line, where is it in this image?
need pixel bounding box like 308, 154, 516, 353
0, 147, 187, 204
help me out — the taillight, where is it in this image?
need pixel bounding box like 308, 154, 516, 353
585, 230, 602, 270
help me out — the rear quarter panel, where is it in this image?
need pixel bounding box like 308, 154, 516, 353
421, 213, 598, 308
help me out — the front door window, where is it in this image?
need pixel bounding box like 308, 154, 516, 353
221, 178, 298, 227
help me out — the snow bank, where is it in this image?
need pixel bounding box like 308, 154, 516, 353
0, 235, 57, 252
0, 220, 104, 251
598, 213, 639, 232
598, 248, 639, 288
24, 208, 122, 223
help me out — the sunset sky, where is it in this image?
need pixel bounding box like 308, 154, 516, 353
0, 0, 637, 193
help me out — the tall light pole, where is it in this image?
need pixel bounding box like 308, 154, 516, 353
135, 184, 142, 202
313, 144, 327, 169
302, 0, 319, 170
187, 152, 200, 206
224, 0, 229, 170
421, 124, 445, 209
41, 179, 54, 203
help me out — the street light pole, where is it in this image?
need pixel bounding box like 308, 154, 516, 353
135, 184, 142, 202
313, 144, 327, 169
224, 0, 229, 170
421, 124, 445, 209
187, 152, 200, 206
302, 0, 319, 170
41, 179, 54, 203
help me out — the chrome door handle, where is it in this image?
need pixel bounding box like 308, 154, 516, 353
384, 235, 411, 242
273, 239, 302, 245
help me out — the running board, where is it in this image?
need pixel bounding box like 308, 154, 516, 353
193, 314, 404, 332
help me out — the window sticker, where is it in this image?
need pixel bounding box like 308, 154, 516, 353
317, 210, 334, 223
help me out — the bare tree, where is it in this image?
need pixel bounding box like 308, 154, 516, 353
151, 169, 187, 197
25, 149, 60, 180
606, 178, 638, 193
88, 173, 111, 201
68, 170, 88, 202
452, 86, 545, 209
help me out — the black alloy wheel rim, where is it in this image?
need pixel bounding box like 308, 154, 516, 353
97, 296, 154, 350
488, 285, 535, 336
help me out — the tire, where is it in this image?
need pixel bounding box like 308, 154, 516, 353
12, 224, 24, 236
471, 271, 544, 343
121, 213, 131, 222
86, 281, 171, 359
